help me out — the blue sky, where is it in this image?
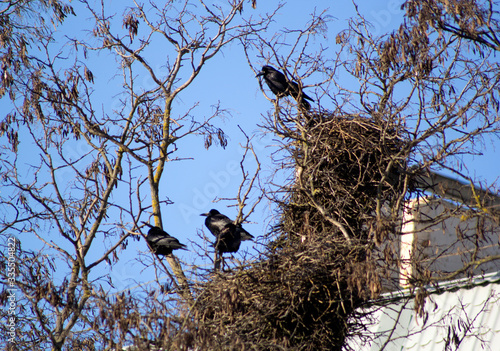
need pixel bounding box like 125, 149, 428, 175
5, 0, 500, 293
98, 0, 413, 291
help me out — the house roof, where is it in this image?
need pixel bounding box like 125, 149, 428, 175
415, 171, 500, 211
349, 271, 500, 350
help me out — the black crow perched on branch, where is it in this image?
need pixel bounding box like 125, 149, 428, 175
143, 222, 187, 256
256, 65, 314, 110
200, 209, 253, 254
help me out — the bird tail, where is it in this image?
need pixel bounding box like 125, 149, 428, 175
300, 97, 311, 110
239, 228, 254, 241
288, 82, 313, 110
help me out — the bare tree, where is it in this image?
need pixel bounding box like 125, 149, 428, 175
1, 0, 499, 350
0, 0, 270, 349
403, 0, 500, 52
184, 1, 500, 350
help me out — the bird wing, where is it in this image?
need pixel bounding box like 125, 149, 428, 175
265, 71, 289, 96
288, 81, 313, 101
148, 234, 186, 250
237, 226, 254, 241
207, 213, 232, 236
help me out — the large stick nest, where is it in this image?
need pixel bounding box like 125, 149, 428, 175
179, 113, 412, 350
279, 114, 409, 246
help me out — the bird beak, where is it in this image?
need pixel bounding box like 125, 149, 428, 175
255, 71, 263, 78
141, 221, 154, 228
200, 212, 208, 217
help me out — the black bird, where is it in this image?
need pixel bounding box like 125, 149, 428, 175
200, 209, 253, 254
143, 222, 187, 256
256, 65, 314, 110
